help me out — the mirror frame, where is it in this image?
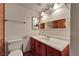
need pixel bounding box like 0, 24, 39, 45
32, 17, 39, 30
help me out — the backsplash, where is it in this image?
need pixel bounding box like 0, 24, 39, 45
39, 4, 70, 42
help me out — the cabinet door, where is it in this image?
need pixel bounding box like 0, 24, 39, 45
35, 40, 41, 55
0, 3, 5, 56
40, 43, 46, 56
47, 46, 61, 56
30, 37, 36, 55
35, 41, 46, 56
61, 45, 69, 56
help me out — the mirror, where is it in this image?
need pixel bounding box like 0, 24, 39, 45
32, 17, 39, 30
45, 18, 66, 29
53, 18, 66, 28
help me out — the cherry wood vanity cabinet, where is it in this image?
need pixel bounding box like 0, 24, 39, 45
47, 46, 61, 56
30, 37, 69, 56
40, 23, 45, 29
47, 45, 69, 56
30, 37, 36, 55
35, 40, 46, 56
30, 37, 46, 56
0, 4, 5, 56
61, 45, 69, 56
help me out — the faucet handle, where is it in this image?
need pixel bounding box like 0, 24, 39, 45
47, 36, 51, 38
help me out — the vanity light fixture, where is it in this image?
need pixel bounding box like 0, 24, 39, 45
41, 12, 45, 16
40, 3, 67, 16
41, 11, 48, 19
43, 14, 48, 19
53, 3, 59, 9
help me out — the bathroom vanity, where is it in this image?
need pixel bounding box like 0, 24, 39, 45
30, 36, 69, 56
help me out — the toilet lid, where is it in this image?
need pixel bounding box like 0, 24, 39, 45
8, 50, 23, 56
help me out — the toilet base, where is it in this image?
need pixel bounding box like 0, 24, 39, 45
8, 49, 23, 56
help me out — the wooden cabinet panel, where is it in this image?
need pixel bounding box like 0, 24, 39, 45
30, 37, 36, 55
47, 46, 61, 56
47, 45, 69, 56
40, 43, 46, 56
0, 3, 5, 56
35, 40, 46, 56
35, 40, 41, 55
61, 45, 69, 56
30, 37, 46, 56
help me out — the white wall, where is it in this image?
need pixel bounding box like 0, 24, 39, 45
5, 4, 28, 41
23, 8, 39, 36
40, 4, 70, 42
19, 5, 39, 52
5, 3, 39, 53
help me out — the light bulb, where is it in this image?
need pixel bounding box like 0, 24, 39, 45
41, 12, 45, 16
53, 3, 59, 9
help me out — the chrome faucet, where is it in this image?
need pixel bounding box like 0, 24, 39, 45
47, 36, 50, 38
46, 36, 51, 40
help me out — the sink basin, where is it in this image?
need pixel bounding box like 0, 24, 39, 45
47, 37, 69, 46
37, 35, 47, 39
48, 37, 58, 40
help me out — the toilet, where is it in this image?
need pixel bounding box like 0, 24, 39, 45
8, 49, 23, 56
7, 39, 23, 56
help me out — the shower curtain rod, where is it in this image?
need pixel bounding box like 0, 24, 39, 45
5, 19, 26, 24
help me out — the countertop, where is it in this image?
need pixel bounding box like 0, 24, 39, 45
31, 35, 70, 51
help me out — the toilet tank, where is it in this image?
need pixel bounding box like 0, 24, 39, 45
7, 39, 23, 52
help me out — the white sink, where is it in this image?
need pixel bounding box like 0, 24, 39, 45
47, 37, 67, 44
37, 35, 47, 39
48, 37, 69, 47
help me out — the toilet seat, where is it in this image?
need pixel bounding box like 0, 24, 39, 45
8, 49, 23, 56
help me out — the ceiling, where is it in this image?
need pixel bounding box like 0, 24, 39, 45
15, 3, 53, 13
15, 3, 70, 16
